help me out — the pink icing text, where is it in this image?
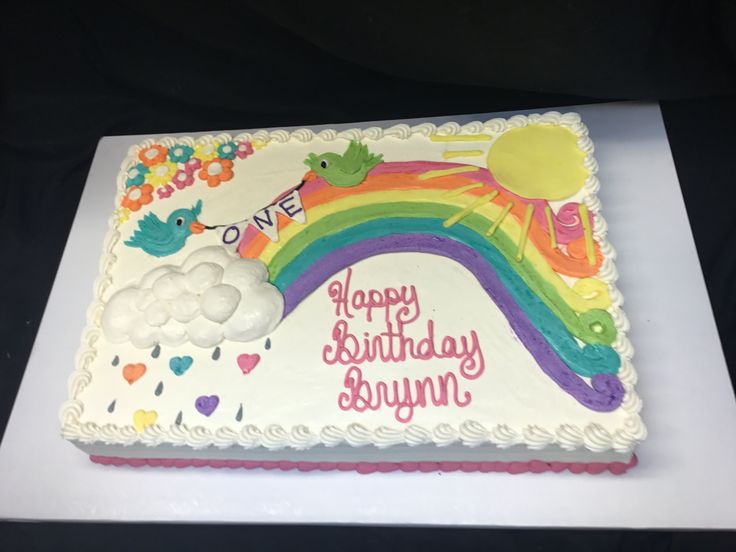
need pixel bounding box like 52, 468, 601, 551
322, 268, 485, 423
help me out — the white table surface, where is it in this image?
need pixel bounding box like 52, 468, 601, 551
1, 102, 735, 528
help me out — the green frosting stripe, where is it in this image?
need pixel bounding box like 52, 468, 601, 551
272, 217, 619, 376
269, 201, 615, 346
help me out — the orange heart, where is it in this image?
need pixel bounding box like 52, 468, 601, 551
123, 363, 146, 384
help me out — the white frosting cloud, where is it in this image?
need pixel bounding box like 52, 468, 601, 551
102, 246, 283, 348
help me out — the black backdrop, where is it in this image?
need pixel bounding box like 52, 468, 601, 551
1, 2, 735, 550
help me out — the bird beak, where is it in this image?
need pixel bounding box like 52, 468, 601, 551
189, 221, 206, 234
303, 170, 317, 182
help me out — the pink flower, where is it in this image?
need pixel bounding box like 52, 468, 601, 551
184, 157, 202, 174
157, 184, 175, 199
235, 141, 254, 159
172, 169, 194, 190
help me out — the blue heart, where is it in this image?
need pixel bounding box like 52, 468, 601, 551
169, 356, 193, 376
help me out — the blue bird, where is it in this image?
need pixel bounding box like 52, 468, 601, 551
124, 200, 206, 257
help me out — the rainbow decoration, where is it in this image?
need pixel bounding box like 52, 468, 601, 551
237, 160, 623, 411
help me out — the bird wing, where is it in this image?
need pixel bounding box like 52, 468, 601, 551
339, 141, 367, 173
124, 212, 170, 247
364, 151, 384, 171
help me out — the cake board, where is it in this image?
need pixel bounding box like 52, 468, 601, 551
1, 102, 735, 528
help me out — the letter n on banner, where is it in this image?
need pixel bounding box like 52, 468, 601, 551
251, 207, 279, 241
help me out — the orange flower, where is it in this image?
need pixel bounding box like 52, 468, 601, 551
121, 184, 154, 212
198, 158, 234, 187
138, 144, 168, 167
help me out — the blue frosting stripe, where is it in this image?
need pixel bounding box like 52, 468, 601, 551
274, 217, 620, 377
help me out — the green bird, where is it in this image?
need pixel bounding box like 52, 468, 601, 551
303, 140, 383, 187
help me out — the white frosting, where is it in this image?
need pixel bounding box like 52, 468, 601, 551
101, 246, 283, 348
60, 112, 646, 457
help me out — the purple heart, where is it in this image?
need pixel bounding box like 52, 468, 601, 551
195, 395, 219, 417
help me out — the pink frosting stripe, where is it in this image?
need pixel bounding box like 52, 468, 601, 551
89, 454, 637, 475
369, 160, 467, 175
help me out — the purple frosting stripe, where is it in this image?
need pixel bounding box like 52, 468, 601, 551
283, 233, 623, 412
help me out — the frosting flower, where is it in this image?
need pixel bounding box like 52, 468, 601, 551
125, 163, 149, 188
168, 144, 194, 164
138, 144, 168, 167
172, 169, 194, 189
114, 207, 131, 224
217, 142, 237, 160
121, 184, 154, 212
198, 158, 234, 187
157, 184, 175, 199
194, 143, 218, 162
235, 141, 254, 159
184, 157, 202, 174
146, 161, 178, 187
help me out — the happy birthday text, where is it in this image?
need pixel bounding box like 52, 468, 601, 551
322, 268, 485, 423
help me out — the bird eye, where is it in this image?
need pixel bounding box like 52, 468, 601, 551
320, 160, 329, 169
176, 217, 184, 226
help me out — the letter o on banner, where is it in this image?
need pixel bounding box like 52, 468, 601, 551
222, 225, 241, 245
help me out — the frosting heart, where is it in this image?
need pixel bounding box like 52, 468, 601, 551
133, 409, 157, 432
237, 353, 260, 375
123, 363, 146, 384
169, 355, 193, 376
195, 395, 219, 416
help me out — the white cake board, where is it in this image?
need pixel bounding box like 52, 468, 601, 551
1, 102, 735, 528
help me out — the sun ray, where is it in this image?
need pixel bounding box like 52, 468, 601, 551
578, 203, 596, 265
442, 150, 485, 159
441, 182, 485, 198
486, 201, 514, 237
430, 134, 493, 142
418, 166, 481, 180
443, 191, 499, 228
544, 205, 558, 249
516, 204, 535, 261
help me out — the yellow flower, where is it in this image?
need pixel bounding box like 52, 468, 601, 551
115, 207, 130, 225
251, 139, 268, 151
194, 143, 218, 162
145, 161, 178, 187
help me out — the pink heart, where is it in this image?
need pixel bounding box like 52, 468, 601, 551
237, 353, 261, 375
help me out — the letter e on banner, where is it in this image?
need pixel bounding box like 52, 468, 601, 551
275, 190, 306, 224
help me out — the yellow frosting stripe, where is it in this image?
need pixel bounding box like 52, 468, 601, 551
418, 166, 481, 180
430, 134, 493, 142
486, 201, 513, 237
441, 182, 484, 198
256, 189, 610, 312
544, 205, 558, 249
442, 150, 485, 159
443, 191, 498, 228
579, 203, 596, 265
516, 204, 535, 261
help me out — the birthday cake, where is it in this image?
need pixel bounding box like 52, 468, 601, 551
60, 112, 645, 474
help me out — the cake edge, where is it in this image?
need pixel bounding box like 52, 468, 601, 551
89, 454, 638, 475
59, 112, 647, 456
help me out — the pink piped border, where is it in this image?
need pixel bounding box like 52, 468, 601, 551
89, 454, 637, 475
